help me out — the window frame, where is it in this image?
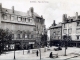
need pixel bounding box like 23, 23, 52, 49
10, 15, 14, 21
17, 34, 20, 39
77, 21, 80, 26
68, 28, 72, 34
17, 17, 22, 22
63, 29, 67, 34
77, 36, 79, 40
3, 14, 7, 20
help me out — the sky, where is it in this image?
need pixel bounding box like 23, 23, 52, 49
0, 0, 80, 28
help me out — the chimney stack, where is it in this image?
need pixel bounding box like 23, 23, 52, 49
30, 7, 34, 17
63, 14, 67, 23
52, 20, 56, 26
76, 12, 78, 19
12, 6, 14, 13
0, 3, 2, 12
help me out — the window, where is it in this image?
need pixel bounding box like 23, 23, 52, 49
28, 19, 30, 22
58, 36, 61, 39
29, 35, 31, 38
53, 32, 56, 35
12, 34, 14, 39
63, 29, 67, 34
11, 15, 14, 20
77, 36, 79, 40
64, 24, 65, 28
71, 19, 73, 22
68, 23, 72, 28
64, 24, 67, 28
17, 34, 20, 39
22, 34, 25, 38
31, 35, 33, 38
25, 18, 28, 22
38, 19, 40, 22
77, 22, 80, 26
68, 29, 72, 34
17, 17, 22, 22
25, 34, 27, 38
3, 15, 7, 20
57, 31, 60, 35
33, 27, 36, 31
76, 28, 80, 33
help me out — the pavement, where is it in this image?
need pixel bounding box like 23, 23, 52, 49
0, 46, 80, 60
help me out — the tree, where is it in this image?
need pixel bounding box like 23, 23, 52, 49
63, 35, 69, 56
41, 34, 47, 47
0, 29, 12, 53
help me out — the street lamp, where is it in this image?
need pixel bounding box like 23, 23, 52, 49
63, 35, 67, 56
39, 42, 41, 60
36, 30, 42, 60
23, 40, 24, 55
14, 43, 15, 60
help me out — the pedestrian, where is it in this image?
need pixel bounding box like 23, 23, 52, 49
49, 52, 53, 58
36, 50, 38, 56
27, 49, 30, 54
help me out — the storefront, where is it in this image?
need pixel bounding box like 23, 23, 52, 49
11, 39, 36, 50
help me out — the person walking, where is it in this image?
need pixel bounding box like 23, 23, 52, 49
36, 50, 38, 56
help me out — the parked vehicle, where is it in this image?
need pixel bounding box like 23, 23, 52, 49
54, 46, 62, 51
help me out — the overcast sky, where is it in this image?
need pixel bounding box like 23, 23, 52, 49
0, 0, 80, 28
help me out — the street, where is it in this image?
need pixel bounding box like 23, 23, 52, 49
0, 46, 80, 60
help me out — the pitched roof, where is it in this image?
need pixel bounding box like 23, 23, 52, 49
2, 7, 42, 18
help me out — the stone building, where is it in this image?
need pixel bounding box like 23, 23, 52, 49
0, 3, 45, 50
62, 12, 80, 47
49, 20, 62, 46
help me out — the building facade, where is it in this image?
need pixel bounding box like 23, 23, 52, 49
62, 12, 80, 47
0, 3, 45, 50
49, 20, 62, 46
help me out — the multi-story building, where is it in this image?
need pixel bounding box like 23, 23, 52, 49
49, 20, 62, 46
62, 12, 80, 47
0, 3, 45, 49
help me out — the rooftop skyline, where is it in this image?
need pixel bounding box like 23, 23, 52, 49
0, 0, 80, 28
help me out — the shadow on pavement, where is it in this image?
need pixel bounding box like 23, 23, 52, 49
64, 53, 80, 60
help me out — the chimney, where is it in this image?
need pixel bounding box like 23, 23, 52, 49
52, 20, 56, 26
0, 3, 2, 11
76, 12, 78, 19
30, 7, 34, 17
63, 14, 67, 23
12, 6, 14, 13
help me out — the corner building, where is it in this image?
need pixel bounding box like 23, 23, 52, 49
62, 12, 80, 47
0, 3, 45, 49
49, 20, 62, 46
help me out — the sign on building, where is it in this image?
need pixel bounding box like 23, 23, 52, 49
29, 42, 35, 44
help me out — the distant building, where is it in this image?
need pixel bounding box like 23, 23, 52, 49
62, 12, 80, 47
49, 20, 62, 46
0, 3, 45, 49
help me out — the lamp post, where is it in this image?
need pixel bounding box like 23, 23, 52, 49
36, 30, 42, 60
23, 40, 24, 55
39, 42, 41, 60
14, 43, 15, 60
